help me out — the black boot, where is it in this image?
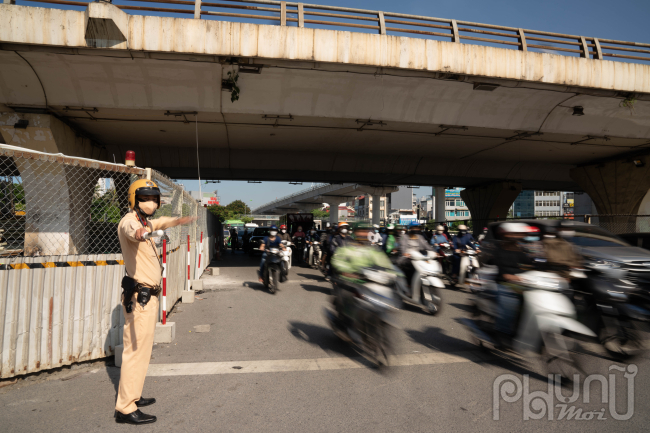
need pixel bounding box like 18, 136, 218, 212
135, 397, 156, 407
115, 409, 157, 425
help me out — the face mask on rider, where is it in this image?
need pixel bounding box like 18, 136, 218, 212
270, 231, 277, 236
138, 200, 157, 216
281, 229, 286, 234
459, 230, 467, 235
340, 229, 348, 234
523, 236, 539, 242
401, 230, 406, 235
311, 230, 316, 234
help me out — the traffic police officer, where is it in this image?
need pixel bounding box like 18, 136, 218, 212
114, 179, 195, 425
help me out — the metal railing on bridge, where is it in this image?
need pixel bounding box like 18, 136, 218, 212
13, 0, 650, 64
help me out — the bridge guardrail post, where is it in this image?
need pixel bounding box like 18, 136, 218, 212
593, 38, 603, 59
298, 3, 304, 28
451, 19, 460, 43
517, 28, 527, 51
194, 0, 201, 19
579, 36, 590, 58
281, 1, 286, 26
378, 11, 386, 35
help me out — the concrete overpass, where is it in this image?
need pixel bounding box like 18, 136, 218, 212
1, 1, 650, 224
252, 183, 398, 225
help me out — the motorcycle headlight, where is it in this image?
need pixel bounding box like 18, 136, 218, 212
590, 260, 620, 269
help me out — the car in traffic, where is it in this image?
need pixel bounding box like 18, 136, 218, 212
248, 227, 272, 255
481, 220, 650, 289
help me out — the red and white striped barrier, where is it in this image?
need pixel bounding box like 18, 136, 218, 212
187, 234, 191, 291
197, 231, 203, 276
162, 238, 167, 325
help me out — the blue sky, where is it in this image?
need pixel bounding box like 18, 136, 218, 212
17, 0, 650, 208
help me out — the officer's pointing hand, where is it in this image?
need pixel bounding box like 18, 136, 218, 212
135, 227, 148, 242
175, 216, 197, 226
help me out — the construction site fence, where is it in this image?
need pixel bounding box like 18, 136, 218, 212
0, 145, 215, 378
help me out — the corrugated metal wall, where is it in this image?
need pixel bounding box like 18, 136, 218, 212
0, 208, 215, 379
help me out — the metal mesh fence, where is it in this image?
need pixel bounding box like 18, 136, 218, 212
0, 146, 145, 258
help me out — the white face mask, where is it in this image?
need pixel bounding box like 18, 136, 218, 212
311, 230, 316, 234
281, 230, 286, 234
270, 231, 277, 236
437, 231, 443, 234
138, 201, 157, 216
401, 231, 406, 235
340, 229, 348, 234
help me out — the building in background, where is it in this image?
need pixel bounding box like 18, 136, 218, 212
513, 190, 535, 218
445, 188, 471, 221
534, 191, 562, 217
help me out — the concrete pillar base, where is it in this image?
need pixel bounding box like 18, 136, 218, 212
114, 344, 124, 367
191, 279, 203, 291
208, 267, 220, 276
460, 181, 522, 234
154, 322, 176, 344
182, 290, 195, 303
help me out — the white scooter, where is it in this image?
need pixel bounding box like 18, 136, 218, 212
397, 250, 445, 315
281, 240, 292, 272
306, 241, 322, 268
458, 245, 480, 287
462, 270, 596, 379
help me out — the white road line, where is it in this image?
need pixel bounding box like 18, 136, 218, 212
147, 351, 482, 377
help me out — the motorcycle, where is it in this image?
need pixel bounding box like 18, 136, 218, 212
461, 270, 596, 380
325, 267, 400, 367
281, 240, 292, 273
306, 240, 322, 268
458, 244, 480, 290
571, 265, 650, 360
397, 249, 444, 315
292, 236, 305, 265
263, 246, 285, 294
436, 242, 454, 280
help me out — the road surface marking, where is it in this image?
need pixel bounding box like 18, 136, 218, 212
147, 351, 482, 377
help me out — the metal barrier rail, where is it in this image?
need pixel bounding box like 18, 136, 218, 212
15, 0, 650, 64
251, 182, 329, 212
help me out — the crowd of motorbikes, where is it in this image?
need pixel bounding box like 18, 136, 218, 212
254, 220, 649, 376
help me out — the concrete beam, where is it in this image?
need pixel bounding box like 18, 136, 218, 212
460, 181, 522, 234
84, 3, 128, 49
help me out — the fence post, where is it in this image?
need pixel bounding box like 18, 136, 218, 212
194, 0, 201, 19
579, 36, 590, 58
187, 234, 191, 291
517, 28, 527, 51
451, 20, 460, 43
378, 11, 386, 35
298, 3, 304, 28
281, 1, 286, 26
593, 38, 603, 60
162, 239, 167, 325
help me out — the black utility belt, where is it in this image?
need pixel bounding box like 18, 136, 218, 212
121, 276, 161, 313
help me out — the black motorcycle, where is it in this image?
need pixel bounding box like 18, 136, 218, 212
292, 236, 305, 265
263, 247, 284, 294
324, 267, 400, 368
436, 242, 454, 280
572, 266, 650, 360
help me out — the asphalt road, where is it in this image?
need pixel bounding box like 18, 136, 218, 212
1, 251, 649, 432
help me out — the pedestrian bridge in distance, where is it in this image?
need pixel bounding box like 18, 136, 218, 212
1, 1, 650, 205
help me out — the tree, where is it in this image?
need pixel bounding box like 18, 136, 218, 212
241, 216, 253, 224
225, 199, 251, 215
311, 208, 329, 219
208, 204, 235, 223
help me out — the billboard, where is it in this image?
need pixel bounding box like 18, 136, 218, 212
390, 186, 413, 211
445, 187, 463, 198
399, 214, 418, 225
201, 192, 219, 206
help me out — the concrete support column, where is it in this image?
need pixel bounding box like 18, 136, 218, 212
571, 158, 650, 231
435, 186, 446, 223
1, 113, 107, 255
460, 181, 522, 234
371, 194, 381, 226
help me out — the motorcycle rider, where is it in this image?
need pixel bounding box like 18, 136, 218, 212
278, 224, 292, 242
383, 224, 397, 254
293, 225, 306, 239
397, 225, 435, 296
306, 227, 321, 262
330, 225, 402, 333
430, 225, 449, 252
541, 225, 583, 280
230, 227, 239, 254
451, 224, 476, 282
482, 223, 538, 343
330, 222, 352, 257
242, 228, 250, 253
477, 227, 489, 243
258, 225, 286, 283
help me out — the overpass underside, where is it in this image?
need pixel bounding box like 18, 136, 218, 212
1, 4, 650, 192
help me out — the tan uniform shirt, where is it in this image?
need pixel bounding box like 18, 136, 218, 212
118, 210, 178, 287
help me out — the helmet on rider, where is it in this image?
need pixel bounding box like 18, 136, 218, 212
338, 222, 350, 235
497, 222, 533, 240
279, 224, 287, 234
269, 225, 278, 237
436, 225, 444, 234
353, 225, 372, 245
